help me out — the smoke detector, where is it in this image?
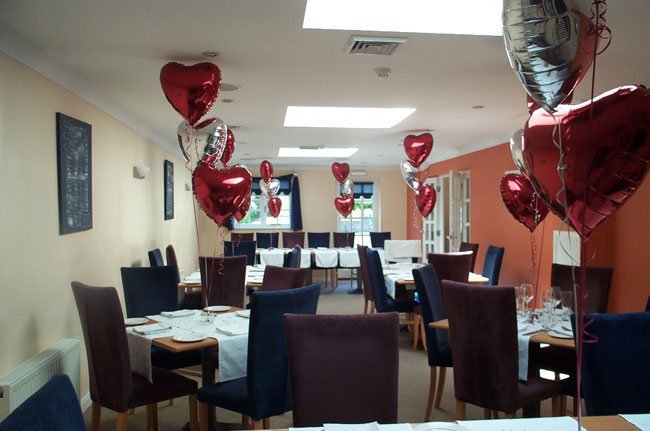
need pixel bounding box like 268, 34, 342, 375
374, 67, 391, 79
343, 36, 407, 56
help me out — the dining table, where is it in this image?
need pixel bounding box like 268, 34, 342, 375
382, 263, 490, 298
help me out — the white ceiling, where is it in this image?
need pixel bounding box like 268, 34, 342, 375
1, 0, 648, 170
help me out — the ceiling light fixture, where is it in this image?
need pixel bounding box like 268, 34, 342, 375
284, 106, 415, 128
221, 83, 241, 91
201, 51, 220, 58
303, 0, 502, 36
278, 147, 359, 158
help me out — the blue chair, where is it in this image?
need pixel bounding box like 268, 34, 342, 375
482, 245, 504, 285
224, 240, 257, 266
148, 248, 164, 267
120, 266, 201, 370
0, 374, 85, 431
458, 241, 479, 273
370, 232, 391, 248
307, 232, 330, 248
366, 248, 416, 314
198, 284, 321, 429
257, 232, 279, 249
412, 264, 454, 419
572, 312, 650, 415
286, 246, 301, 268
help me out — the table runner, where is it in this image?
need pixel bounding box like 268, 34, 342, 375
313, 248, 338, 268
259, 249, 285, 266
338, 248, 360, 268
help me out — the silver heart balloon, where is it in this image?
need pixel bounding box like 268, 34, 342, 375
509, 129, 530, 176
341, 179, 354, 197
259, 178, 280, 198
400, 160, 420, 191
503, 0, 595, 113
177, 117, 228, 168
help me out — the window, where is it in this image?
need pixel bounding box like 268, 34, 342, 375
338, 181, 377, 246
236, 174, 293, 229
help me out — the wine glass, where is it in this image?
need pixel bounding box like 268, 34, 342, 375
559, 290, 574, 322
521, 283, 534, 318
541, 287, 558, 329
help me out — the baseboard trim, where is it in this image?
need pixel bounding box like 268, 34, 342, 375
80, 392, 92, 412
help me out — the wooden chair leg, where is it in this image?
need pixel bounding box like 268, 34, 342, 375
116, 411, 128, 431
434, 366, 446, 409
572, 396, 579, 416
169, 398, 174, 406
551, 395, 562, 416
420, 318, 428, 351
199, 402, 209, 431
493, 410, 500, 419
146, 403, 158, 431
252, 419, 263, 430
91, 402, 101, 431
455, 400, 466, 420
364, 299, 368, 314
559, 395, 567, 416
188, 394, 198, 431
412, 314, 420, 350
504, 412, 515, 419
242, 415, 250, 429
370, 302, 375, 314
263, 418, 270, 428
128, 408, 135, 415
424, 366, 437, 421
483, 408, 492, 419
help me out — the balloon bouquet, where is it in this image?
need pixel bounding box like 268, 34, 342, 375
401, 133, 435, 218
259, 160, 282, 219
502, 1, 650, 425
332, 163, 354, 220
160, 61, 253, 307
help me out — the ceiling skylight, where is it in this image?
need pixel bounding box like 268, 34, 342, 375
284, 106, 415, 128
303, 0, 503, 36
278, 148, 359, 158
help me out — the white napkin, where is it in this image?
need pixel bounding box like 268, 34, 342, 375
160, 309, 194, 318
214, 318, 249, 336
126, 332, 153, 383
323, 422, 380, 431
235, 310, 251, 318
132, 323, 172, 335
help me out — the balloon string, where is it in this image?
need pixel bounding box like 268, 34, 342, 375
587, 0, 612, 55
535, 219, 546, 291
529, 231, 538, 301
184, 124, 193, 173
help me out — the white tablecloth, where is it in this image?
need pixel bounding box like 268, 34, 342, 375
338, 248, 360, 268
313, 248, 338, 268
259, 249, 285, 266
382, 263, 420, 298
384, 240, 421, 262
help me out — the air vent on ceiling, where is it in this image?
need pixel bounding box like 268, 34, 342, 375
344, 36, 407, 56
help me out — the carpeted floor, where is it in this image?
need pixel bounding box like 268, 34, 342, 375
84, 280, 557, 430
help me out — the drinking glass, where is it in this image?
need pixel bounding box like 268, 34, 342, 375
559, 290, 574, 322
521, 283, 534, 317
514, 285, 525, 319
541, 287, 558, 328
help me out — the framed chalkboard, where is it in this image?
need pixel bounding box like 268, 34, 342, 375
56, 113, 92, 235
164, 160, 174, 220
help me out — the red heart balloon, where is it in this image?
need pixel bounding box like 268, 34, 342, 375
260, 160, 273, 183
234, 192, 251, 222
334, 196, 354, 217
221, 129, 235, 166
192, 164, 252, 227
268, 197, 282, 218
500, 173, 549, 232
331, 162, 350, 183
160, 62, 221, 125
404, 133, 433, 168
415, 185, 436, 217
523, 85, 650, 238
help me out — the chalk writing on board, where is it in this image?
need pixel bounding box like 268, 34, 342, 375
56, 113, 92, 234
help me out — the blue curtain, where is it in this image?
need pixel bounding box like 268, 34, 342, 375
290, 175, 302, 231
251, 174, 292, 195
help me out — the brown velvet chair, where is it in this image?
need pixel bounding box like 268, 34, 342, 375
458, 242, 479, 273
71, 282, 198, 431
427, 251, 473, 285
165, 244, 181, 282
357, 245, 375, 314
282, 231, 305, 248
231, 232, 254, 242
260, 265, 306, 291
284, 313, 400, 426
199, 255, 247, 308
168, 244, 202, 309
333, 232, 355, 248
441, 280, 562, 419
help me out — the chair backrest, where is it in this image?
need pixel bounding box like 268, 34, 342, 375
441, 280, 519, 413
165, 244, 181, 282
551, 264, 613, 313
282, 231, 305, 248
261, 265, 306, 291
121, 266, 179, 317
366, 248, 390, 312
357, 245, 374, 302
307, 232, 330, 248
284, 312, 399, 427
256, 232, 279, 249
412, 265, 452, 368
286, 246, 302, 268
333, 232, 355, 248
427, 252, 473, 286
223, 240, 257, 266
71, 282, 132, 412
247, 284, 321, 420
458, 241, 479, 272
482, 245, 505, 285
646, 294, 650, 312
231, 232, 254, 242
574, 312, 650, 415
0, 374, 85, 431
199, 255, 247, 308
370, 232, 391, 248
148, 248, 164, 267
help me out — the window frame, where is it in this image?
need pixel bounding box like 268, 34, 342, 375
336, 179, 378, 246
235, 193, 292, 229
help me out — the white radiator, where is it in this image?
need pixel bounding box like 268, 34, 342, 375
0, 338, 80, 421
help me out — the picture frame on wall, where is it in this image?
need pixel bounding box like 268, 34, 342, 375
56, 113, 93, 235
164, 159, 174, 220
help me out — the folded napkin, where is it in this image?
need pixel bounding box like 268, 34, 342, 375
160, 309, 195, 318
127, 332, 153, 383
235, 310, 251, 319
323, 421, 380, 431
132, 323, 172, 335
215, 324, 249, 336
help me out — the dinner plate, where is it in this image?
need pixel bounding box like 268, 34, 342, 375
548, 330, 573, 339
205, 305, 230, 312
172, 334, 206, 343
124, 317, 148, 326
413, 422, 470, 431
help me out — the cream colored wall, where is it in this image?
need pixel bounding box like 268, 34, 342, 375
0, 53, 198, 397
199, 169, 407, 250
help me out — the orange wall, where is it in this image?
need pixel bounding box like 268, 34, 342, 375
407, 143, 650, 312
